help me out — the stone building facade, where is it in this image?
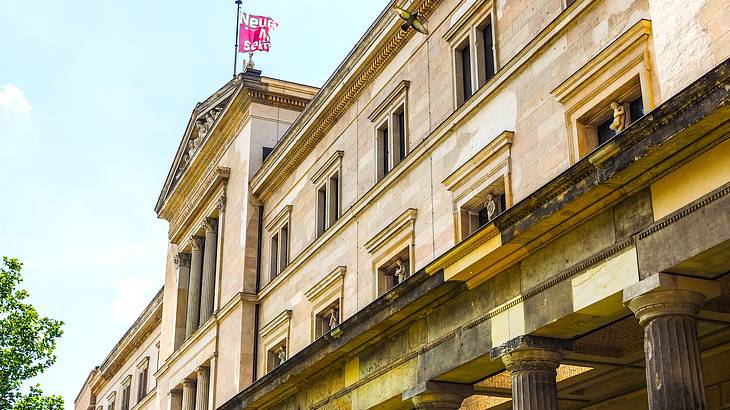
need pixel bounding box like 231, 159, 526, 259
76, 0, 730, 409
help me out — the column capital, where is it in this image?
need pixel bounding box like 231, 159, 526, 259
623, 273, 721, 326
196, 365, 210, 376
190, 237, 203, 251
402, 382, 473, 409
203, 218, 218, 233
174, 253, 191, 268
490, 335, 572, 362
182, 378, 195, 387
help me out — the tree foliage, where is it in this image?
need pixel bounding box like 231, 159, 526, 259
0, 257, 64, 410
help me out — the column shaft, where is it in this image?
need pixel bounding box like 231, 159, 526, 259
195, 367, 210, 410
181, 380, 196, 410
199, 219, 218, 325
628, 290, 708, 410
185, 237, 204, 338
510, 366, 559, 410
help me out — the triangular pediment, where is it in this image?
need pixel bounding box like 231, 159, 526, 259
155, 75, 245, 214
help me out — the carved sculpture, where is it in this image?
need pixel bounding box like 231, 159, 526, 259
275, 345, 287, 364
328, 306, 340, 331
394, 259, 407, 284
485, 194, 497, 221
609, 102, 626, 133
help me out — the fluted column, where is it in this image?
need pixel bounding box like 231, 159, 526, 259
185, 237, 204, 338
491, 336, 570, 410
402, 382, 472, 409
503, 348, 561, 409
181, 379, 196, 410
628, 290, 708, 409
195, 366, 210, 410
199, 219, 218, 325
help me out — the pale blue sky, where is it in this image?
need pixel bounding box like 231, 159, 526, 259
0, 1, 387, 407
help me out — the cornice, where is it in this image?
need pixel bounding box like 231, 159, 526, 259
364, 208, 418, 253
310, 151, 344, 185
442, 130, 513, 191
305, 266, 346, 302
265, 205, 293, 232
367, 80, 411, 121
167, 166, 230, 243
250, 0, 444, 201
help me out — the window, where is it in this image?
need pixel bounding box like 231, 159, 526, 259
459, 181, 507, 238
447, 7, 497, 106
369, 81, 409, 182
266, 206, 292, 281
375, 104, 407, 181
377, 248, 411, 296
314, 299, 340, 339
106, 393, 116, 410
579, 86, 645, 151
316, 171, 340, 236
137, 358, 150, 402
364, 209, 417, 298
120, 377, 131, 410
267, 340, 287, 372
552, 19, 655, 161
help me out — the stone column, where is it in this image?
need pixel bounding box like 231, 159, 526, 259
199, 218, 218, 325
181, 379, 196, 410
185, 237, 204, 338
195, 367, 210, 410
491, 336, 571, 410
624, 273, 721, 410
402, 381, 473, 409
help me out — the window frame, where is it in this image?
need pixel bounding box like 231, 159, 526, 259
311, 151, 344, 237
364, 209, 417, 298
136, 357, 150, 402
445, 0, 498, 107
369, 81, 410, 183
305, 266, 345, 341
265, 206, 292, 281
260, 310, 292, 375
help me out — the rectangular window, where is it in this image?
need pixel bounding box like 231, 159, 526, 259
317, 185, 327, 236
270, 232, 279, 280
121, 384, 130, 410
478, 19, 496, 86
457, 39, 473, 104
450, 12, 498, 107
137, 366, 149, 401
376, 121, 390, 181
374, 103, 408, 182
316, 171, 340, 237
279, 223, 289, 270
314, 299, 340, 339
459, 177, 509, 239
377, 247, 411, 296
266, 340, 287, 373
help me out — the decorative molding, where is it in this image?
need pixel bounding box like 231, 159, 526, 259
305, 266, 346, 302
168, 166, 230, 243
136, 356, 150, 370
265, 205, 293, 232
121, 374, 132, 387
261, 310, 292, 340
551, 19, 652, 103
442, 130, 513, 191
367, 80, 411, 121
364, 208, 418, 253
310, 151, 344, 185
442, 0, 489, 42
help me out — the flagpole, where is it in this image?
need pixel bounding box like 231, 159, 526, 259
233, 0, 243, 76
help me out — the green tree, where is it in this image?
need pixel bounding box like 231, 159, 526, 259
0, 257, 64, 410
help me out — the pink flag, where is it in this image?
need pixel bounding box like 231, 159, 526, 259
239, 13, 279, 53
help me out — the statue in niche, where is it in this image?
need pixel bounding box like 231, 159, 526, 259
485, 193, 497, 221
394, 259, 407, 284
328, 306, 340, 331
275, 345, 287, 364
609, 102, 626, 133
